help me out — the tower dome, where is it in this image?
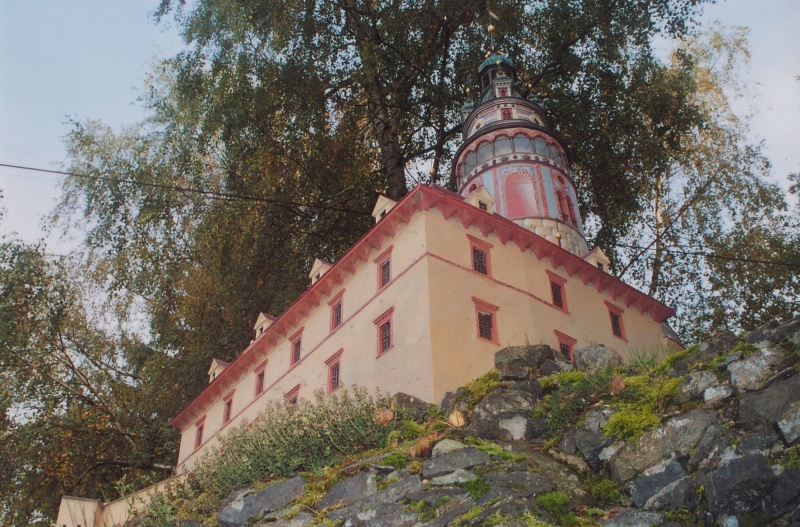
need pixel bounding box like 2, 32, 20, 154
453, 52, 588, 256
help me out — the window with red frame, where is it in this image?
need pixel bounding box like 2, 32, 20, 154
472, 297, 499, 344
547, 271, 568, 312
326, 350, 344, 394
254, 359, 268, 396
501, 109, 512, 119
604, 301, 627, 340
285, 385, 300, 405
289, 329, 303, 366
468, 235, 493, 276
223, 393, 234, 424
374, 307, 394, 355
194, 417, 206, 449
374, 246, 392, 290
553, 330, 577, 364
329, 291, 345, 331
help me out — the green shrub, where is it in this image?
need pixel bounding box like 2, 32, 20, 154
192, 387, 405, 498
657, 344, 699, 372
535, 370, 612, 436
463, 436, 524, 461
536, 491, 570, 515
602, 405, 661, 441
589, 478, 620, 503
463, 477, 492, 500
463, 369, 503, 406
383, 450, 412, 469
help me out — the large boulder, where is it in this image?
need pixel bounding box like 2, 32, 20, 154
704, 454, 777, 517
631, 460, 696, 512
674, 370, 719, 404
688, 424, 734, 472
778, 400, 800, 446
575, 407, 615, 470
494, 345, 555, 380
764, 468, 800, 519
738, 371, 800, 429
575, 344, 623, 371
218, 476, 305, 527
466, 388, 540, 441
728, 347, 785, 392
747, 317, 800, 345
392, 393, 433, 423
421, 447, 490, 478
608, 409, 717, 482
317, 471, 377, 511
670, 331, 737, 373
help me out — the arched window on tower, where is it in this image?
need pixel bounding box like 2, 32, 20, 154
501, 109, 512, 119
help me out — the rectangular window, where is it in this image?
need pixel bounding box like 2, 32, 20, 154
472, 297, 499, 344
194, 417, 206, 450
222, 392, 233, 424
547, 270, 569, 312
374, 307, 395, 356
289, 329, 303, 366
604, 301, 627, 341
326, 349, 344, 394
374, 246, 393, 290
468, 235, 493, 276
285, 385, 300, 405
254, 359, 268, 396
553, 330, 578, 364
478, 201, 488, 211
478, 312, 493, 340
329, 290, 345, 331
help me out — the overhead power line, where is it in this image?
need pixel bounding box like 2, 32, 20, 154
0, 163, 371, 216
615, 243, 800, 269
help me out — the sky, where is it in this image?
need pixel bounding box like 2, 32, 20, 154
1, 0, 798, 252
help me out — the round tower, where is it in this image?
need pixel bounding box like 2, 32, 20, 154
453, 52, 589, 256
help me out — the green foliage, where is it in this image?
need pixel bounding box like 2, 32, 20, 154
521, 511, 557, 527
778, 445, 800, 469
454, 505, 483, 526
408, 500, 437, 522
463, 370, 503, 407
536, 370, 612, 436
536, 492, 570, 515
192, 388, 402, 498
731, 341, 758, 355
589, 479, 621, 504
663, 507, 695, 526
383, 451, 412, 469
463, 477, 492, 500
741, 511, 768, 527
463, 437, 524, 461
602, 407, 661, 441
658, 344, 700, 371
539, 371, 586, 390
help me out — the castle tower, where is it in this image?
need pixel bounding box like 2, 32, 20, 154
453, 51, 589, 256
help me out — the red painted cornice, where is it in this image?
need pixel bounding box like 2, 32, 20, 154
171, 184, 674, 430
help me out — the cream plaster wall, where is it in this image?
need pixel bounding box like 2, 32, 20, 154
175, 213, 435, 473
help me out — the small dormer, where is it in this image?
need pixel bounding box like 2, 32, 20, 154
253, 312, 276, 340
493, 72, 512, 99
207, 359, 230, 384
465, 186, 495, 214
584, 246, 611, 272
371, 195, 397, 223
309, 258, 333, 285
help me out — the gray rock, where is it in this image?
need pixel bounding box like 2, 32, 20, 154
738, 372, 800, 429
540, 358, 563, 376
372, 475, 423, 504
317, 471, 376, 511
431, 439, 466, 458
559, 428, 578, 455
688, 424, 734, 471
438, 387, 470, 416
704, 453, 777, 516
494, 345, 555, 379
498, 415, 533, 440
479, 470, 556, 503
422, 447, 490, 478
671, 332, 737, 373
738, 426, 780, 455
729, 347, 784, 392
779, 400, 800, 446
764, 468, 800, 519
417, 497, 475, 527
467, 389, 538, 440
576, 407, 615, 470
719, 516, 739, 527
218, 476, 306, 527
748, 317, 800, 345
675, 370, 719, 404
746, 319, 782, 344
393, 392, 433, 423
254, 512, 314, 527
428, 468, 477, 485
404, 487, 470, 507
631, 461, 688, 509
363, 506, 418, 527
599, 509, 664, 527
643, 476, 697, 512
575, 344, 623, 371
715, 351, 742, 370
609, 409, 717, 482
704, 383, 733, 407
467, 498, 530, 525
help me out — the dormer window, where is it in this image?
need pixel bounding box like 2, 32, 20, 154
478, 201, 488, 211
499, 88, 509, 97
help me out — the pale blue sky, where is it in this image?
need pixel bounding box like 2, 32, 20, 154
1, 1, 798, 250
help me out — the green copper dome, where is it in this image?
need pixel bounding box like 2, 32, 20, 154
478, 53, 514, 74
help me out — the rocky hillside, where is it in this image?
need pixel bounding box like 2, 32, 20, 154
133, 318, 800, 527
